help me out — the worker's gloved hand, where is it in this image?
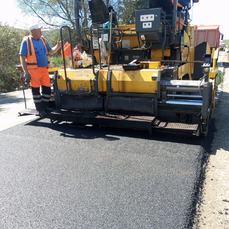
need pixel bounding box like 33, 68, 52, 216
24, 73, 31, 83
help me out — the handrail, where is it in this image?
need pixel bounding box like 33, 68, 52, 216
90, 24, 102, 74
173, 0, 178, 35
60, 26, 74, 93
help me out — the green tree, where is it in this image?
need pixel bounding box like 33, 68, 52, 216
17, 0, 75, 28
116, 0, 148, 25
15, 0, 148, 44
116, 0, 136, 25
16, 0, 90, 30
16, 0, 91, 48
0, 24, 27, 92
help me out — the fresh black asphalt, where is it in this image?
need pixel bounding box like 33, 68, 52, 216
0, 119, 210, 229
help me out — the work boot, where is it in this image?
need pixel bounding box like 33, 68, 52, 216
38, 109, 47, 118
44, 107, 54, 113
43, 100, 53, 113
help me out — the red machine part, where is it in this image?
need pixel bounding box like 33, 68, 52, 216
194, 25, 221, 49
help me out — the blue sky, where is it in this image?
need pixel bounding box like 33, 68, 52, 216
0, 0, 228, 39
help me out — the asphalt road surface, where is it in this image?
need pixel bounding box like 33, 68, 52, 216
1, 58, 225, 229
0, 112, 212, 228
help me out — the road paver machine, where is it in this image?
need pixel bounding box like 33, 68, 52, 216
49, 0, 219, 136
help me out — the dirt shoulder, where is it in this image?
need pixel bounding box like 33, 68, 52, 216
193, 67, 229, 228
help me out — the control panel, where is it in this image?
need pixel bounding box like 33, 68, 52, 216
135, 8, 162, 33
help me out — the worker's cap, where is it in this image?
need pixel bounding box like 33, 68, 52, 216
29, 24, 42, 31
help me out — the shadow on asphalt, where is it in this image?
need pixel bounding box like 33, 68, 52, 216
25, 116, 215, 151
0, 97, 25, 113
24, 105, 221, 229
0, 96, 25, 105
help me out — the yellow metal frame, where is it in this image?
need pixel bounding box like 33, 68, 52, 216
56, 69, 95, 91
209, 48, 219, 108
98, 69, 159, 94
178, 63, 192, 80
56, 65, 160, 94
56, 23, 219, 107
150, 49, 171, 60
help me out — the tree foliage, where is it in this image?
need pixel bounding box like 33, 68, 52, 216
0, 24, 27, 92
16, 0, 148, 28
16, 0, 90, 29
0, 0, 149, 92
16, 0, 91, 47
17, 0, 75, 28
116, 0, 148, 25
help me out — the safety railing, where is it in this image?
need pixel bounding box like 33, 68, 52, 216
60, 26, 74, 93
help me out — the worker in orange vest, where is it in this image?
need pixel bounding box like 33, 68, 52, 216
19, 24, 62, 117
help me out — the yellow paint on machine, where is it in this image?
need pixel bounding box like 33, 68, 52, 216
177, 63, 191, 80
150, 49, 171, 60
209, 68, 217, 79
189, 47, 195, 74
57, 68, 95, 91
98, 69, 159, 94
140, 61, 161, 69
115, 24, 140, 48
56, 68, 159, 94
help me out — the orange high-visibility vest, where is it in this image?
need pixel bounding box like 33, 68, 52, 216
25, 35, 51, 68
